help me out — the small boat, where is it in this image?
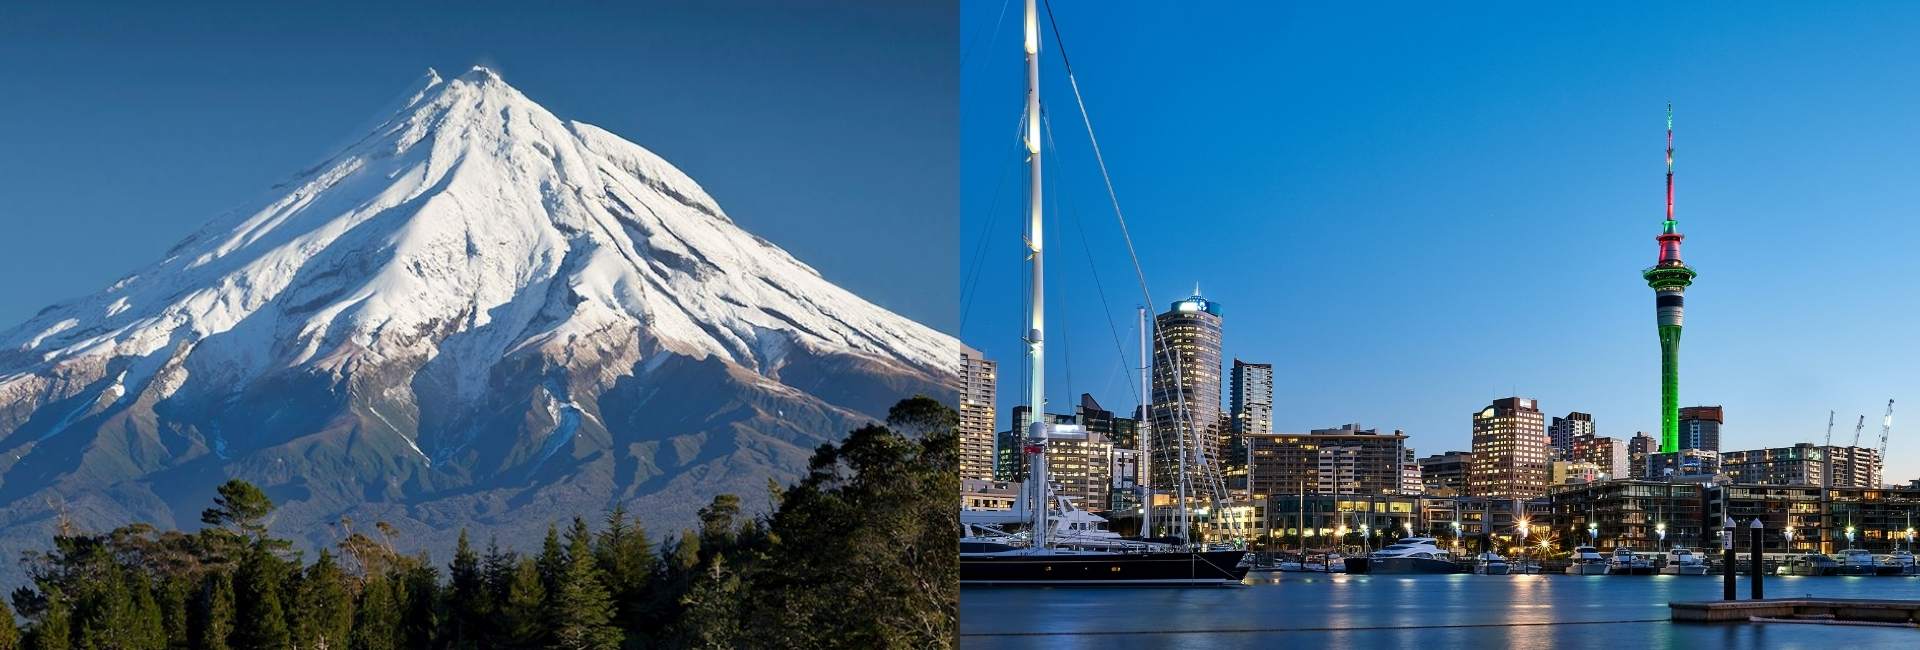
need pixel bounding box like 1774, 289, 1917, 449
1346, 537, 1466, 574
1778, 553, 1841, 576
1879, 550, 1920, 576
1607, 547, 1654, 575
1473, 551, 1510, 575
1833, 548, 1879, 576
1565, 546, 1608, 575
1659, 547, 1708, 575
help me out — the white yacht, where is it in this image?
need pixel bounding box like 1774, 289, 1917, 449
1473, 551, 1510, 575
1779, 553, 1840, 576
1880, 550, 1919, 576
1565, 546, 1608, 575
1659, 547, 1708, 575
1608, 547, 1654, 575
1348, 537, 1463, 574
1834, 548, 1879, 576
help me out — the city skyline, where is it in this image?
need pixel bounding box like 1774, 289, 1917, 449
961, 2, 1920, 484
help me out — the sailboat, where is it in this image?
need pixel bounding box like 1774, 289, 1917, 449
957, 0, 1247, 587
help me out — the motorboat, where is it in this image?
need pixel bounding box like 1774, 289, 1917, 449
1778, 553, 1841, 576
1659, 547, 1708, 575
1565, 546, 1608, 575
1834, 548, 1879, 576
1607, 547, 1654, 575
1473, 551, 1510, 575
1345, 537, 1465, 574
1879, 550, 1920, 576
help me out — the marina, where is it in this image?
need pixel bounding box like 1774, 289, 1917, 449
961, 574, 1920, 647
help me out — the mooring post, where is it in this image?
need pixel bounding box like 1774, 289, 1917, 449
1750, 518, 1765, 600
1722, 516, 1736, 601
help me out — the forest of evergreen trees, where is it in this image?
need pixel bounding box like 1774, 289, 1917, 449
0, 397, 959, 650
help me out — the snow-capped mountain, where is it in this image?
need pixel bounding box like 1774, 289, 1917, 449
0, 67, 955, 562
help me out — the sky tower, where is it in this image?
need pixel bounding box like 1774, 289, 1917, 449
1643, 105, 1696, 453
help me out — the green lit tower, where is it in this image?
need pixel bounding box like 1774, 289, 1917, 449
1643, 105, 1696, 453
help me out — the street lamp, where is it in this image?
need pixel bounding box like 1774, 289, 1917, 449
1846, 525, 1856, 547
1588, 522, 1598, 544
1452, 520, 1463, 551
1656, 522, 1667, 548
1907, 527, 1916, 550
1783, 526, 1795, 549
1517, 519, 1531, 574
1361, 524, 1372, 551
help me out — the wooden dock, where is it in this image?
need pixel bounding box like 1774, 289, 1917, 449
1671, 598, 1920, 626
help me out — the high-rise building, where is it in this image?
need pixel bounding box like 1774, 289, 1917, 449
1628, 432, 1656, 479
1418, 451, 1474, 496
1468, 397, 1549, 499
1246, 424, 1409, 498
1149, 292, 1224, 491
1229, 359, 1273, 441
1569, 434, 1629, 479
1400, 449, 1425, 495
1043, 425, 1113, 512
1548, 412, 1595, 461
1720, 443, 1825, 485
1826, 446, 1884, 488
1643, 106, 1698, 454
958, 346, 998, 481
1679, 405, 1723, 452
1109, 446, 1142, 513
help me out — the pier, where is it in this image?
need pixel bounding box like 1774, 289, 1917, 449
1670, 598, 1920, 626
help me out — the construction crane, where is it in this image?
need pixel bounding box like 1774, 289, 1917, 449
1853, 415, 1866, 448
1879, 399, 1894, 486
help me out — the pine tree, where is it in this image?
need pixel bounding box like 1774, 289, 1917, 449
232, 543, 290, 649
548, 519, 619, 650
501, 559, 547, 648
125, 568, 166, 649
396, 562, 439, 649
156, 574, 191, 648
480, 537, 517, 617
672, 555, 742, 649
443, 529, 487, 648
190, 573, 234, 650
536, 525, 565, 597
25, 589, 68, 650
349, 573, 398, 650
291, 550, 353, 650
593, 506, 656, 644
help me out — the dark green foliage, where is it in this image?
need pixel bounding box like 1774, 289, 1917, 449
232, 543, 290, 649
291, 550, 353, 650
349, 572, 397, 650
190, 573, 233, 650
549, 518, 619, 650
4, 397, 961, 650
500, 559, 547, 648
442, 530, 488, 648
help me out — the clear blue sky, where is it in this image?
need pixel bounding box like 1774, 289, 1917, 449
0, 1, 955, 333
961, 2, 1920, 482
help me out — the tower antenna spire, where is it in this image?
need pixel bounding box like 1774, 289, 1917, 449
1665, 103, 1674, 231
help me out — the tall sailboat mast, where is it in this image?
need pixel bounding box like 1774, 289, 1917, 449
1022, 0, 1049, 545
1139, 306, 1153, 537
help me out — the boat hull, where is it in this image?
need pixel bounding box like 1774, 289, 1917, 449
1660, 565, 1709, 575
1347, 556, 1465, 574
1608, 565, 1657, 575
960, 550, 1250, 586
1474, 563, 1510, 575
1565, 563, 1608, 575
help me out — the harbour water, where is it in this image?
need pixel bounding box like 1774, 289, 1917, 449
961, 573, 1920, 648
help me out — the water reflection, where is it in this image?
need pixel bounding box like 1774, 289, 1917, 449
960, 574, 1920, 649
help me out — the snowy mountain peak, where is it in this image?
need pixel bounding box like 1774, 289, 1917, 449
0, 70, 954, 404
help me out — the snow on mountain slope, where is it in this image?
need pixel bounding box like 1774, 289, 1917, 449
0, 67, 955, 571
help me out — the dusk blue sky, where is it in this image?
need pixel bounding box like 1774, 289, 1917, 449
0, 1, 955, 333
961, 2, 1920, 481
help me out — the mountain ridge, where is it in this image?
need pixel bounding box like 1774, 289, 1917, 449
0, 66, 954, 575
